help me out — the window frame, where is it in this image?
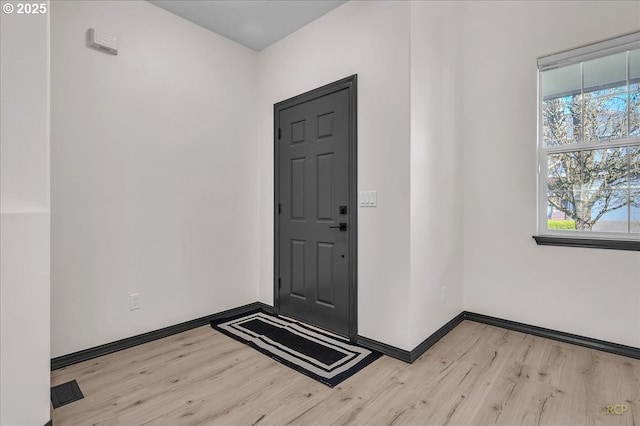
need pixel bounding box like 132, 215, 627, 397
536, 31, 640, 249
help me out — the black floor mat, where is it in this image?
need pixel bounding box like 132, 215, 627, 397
211, 311, 382, 387
51, 380, 84, 409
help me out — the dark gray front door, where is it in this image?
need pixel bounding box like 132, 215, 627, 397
275, 79, 355, 338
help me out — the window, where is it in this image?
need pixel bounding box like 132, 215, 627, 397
537, 32, 640, 247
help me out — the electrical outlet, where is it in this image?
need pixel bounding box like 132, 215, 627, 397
130, 293, 140, 310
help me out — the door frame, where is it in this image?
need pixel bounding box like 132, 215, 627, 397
273, 74, 358, 342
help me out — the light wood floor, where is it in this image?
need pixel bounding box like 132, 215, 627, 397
51, 320, 640, 425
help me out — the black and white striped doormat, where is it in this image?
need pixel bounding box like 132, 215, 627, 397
210, 312, 382, 387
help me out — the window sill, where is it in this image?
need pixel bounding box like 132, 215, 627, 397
533, 236, 640, 251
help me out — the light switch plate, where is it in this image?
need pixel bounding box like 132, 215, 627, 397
359, 191, 377, 207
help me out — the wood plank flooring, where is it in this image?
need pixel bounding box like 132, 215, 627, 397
51, 320, 640, 425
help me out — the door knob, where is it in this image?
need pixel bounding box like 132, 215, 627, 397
329, 223, 347, 232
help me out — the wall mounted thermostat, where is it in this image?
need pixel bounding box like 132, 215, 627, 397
88, 29, 118, 55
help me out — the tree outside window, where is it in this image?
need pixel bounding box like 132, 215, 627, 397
540, 48, 640, 236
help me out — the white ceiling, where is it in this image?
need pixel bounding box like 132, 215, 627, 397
148, 0, 347, 51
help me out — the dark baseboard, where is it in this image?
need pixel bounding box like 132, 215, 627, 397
357, 336, 412, 363
358, 312, 465, 363
359, 310, 639, 363
255, 301, 274, 315
51, 302, 639, 371
43, 420, 52, 426
409, 312, 466, 362
464, 311, 640, 360
51, 302, 272, 370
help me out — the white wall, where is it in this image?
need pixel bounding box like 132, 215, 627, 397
49, 0, 640, 360
257, 1, 413, 349
409, 1, 465, 348
462, 1, 640, 347
51, 0, 259, 357
0, 1, 51, 424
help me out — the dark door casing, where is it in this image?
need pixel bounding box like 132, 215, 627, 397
274, 75, 357, 340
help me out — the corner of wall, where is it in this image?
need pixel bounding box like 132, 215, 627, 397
0, 2, 51, 424
408, 0, 465, 349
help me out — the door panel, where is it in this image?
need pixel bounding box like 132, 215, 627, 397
278, 88, 350, 336
317, 153, 334, 220
291, 158, 306, 220
290, 240, 306, 298
316, 241, 335, 306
